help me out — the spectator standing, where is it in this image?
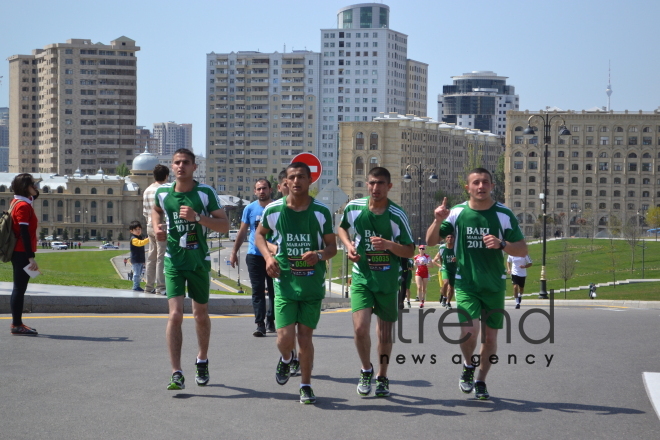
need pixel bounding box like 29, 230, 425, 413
9, 174, 40, 335
129, 221, 149, 291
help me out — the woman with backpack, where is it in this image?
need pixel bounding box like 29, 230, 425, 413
9, 174, 40, 335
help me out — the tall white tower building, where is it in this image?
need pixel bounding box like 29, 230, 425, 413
319, 3, 428, 186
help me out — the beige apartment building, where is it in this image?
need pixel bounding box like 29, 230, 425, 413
405, 60, 428, 118
505, 110, 660, 237
338, 113, 502, 240
206, 50, 320, 194
8, 37, 140, 176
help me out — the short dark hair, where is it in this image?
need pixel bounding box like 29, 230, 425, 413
466, 167, 493, 183
173, 148, 195, 163
286, 162, 311, 179
368, 167, 391, 184
255, 178, 271, 189
278, 169, 288, 183
129, 220, 143, 231
153, 164, 170, 182
10, 173, 36, 198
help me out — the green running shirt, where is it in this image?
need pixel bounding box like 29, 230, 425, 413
340, 197, 414, 292
438, 201, 524, 293
438, 244, 457, 274
261, 197, 333, 301
155, 182, 221, 272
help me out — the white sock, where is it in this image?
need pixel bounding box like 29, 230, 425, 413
281, 356, 291, 364
300, 383, 311, 388
361, 367, 373, 373
464, 363, 474, 369
197, 358, 208, 364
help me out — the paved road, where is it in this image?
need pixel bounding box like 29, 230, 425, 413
1, 303, 658, 439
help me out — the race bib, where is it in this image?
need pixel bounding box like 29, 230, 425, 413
287, 256, 315, 277
366, 251, 391, 271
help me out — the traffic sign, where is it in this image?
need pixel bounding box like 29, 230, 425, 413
291, 153, 322, 183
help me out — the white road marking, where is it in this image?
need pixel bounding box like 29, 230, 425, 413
597, 308, 624, 312
643, 372, 660, 420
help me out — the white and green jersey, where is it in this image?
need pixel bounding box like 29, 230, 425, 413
261, 196, 333, 300
340, 197, 414, 292
438, 201, 524, 293
438, 244, 457, 274
155, 181, 221, 271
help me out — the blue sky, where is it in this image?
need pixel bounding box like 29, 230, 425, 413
1, 0, 658, 155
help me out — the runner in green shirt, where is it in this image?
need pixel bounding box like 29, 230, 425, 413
152, 149, 229, 391
338, 167, 415, 398
432, 234, 456, 309
426, 168, 528, 401
255, 162, 337, 404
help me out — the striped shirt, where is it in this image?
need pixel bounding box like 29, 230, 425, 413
142, 181, 164, 226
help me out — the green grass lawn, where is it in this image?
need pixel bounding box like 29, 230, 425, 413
327, 239, 660, 302
0, 250, 131, 289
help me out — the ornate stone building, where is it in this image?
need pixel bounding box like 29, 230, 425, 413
505, 110, 660, 237
339, 113, 502, 240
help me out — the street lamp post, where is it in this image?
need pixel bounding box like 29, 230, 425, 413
78, 209, 88, 242
523, 112, 571, 299
403, 165, 438, 244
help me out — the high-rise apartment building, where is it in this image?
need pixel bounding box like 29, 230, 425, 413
136, 126, 158, 154
152, 122, 192, 156
205, 50, 320, 194
505, 109, 660, 237
438, 71, 518, 137
319, 3, 428, 186
0, 107, 8, 172
8, 37, 140, 175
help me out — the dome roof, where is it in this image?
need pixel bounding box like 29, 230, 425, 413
132, 150, 160, 171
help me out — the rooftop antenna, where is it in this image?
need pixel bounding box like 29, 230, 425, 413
606, 60, 613, 111
283, 43, 286, 53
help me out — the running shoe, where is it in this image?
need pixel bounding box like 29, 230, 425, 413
407, 301, 411, 308
415, 296, 419, 301
195, 360, 209, 386
441, 297, 447, 307
357, 364, 374, 396
446, 303, 452, 309
167, 371, 185, 390
133, 287, 145, 292
253, 324, 266, 337
299, 385, 316, 404
420, 301, 424, 309
10, 324, 38, 336
289, 358, 300, 376
515, 304, 520, 309
266, 322, 276, 333
474, 381, 490, 400
275, 353, 293, 385
375, 376, 390, 397
459, 365, 475, 394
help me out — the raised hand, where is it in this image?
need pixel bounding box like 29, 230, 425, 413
433, 197, 450, 222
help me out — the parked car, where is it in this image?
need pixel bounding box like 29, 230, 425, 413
50, 241, 68, 250
208, 232, 220, 238
228, 230, 239, 241
99, 243, 119, 250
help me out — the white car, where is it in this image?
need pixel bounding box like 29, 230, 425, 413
50, 241, 68, 250
228, 230, 239, 241
99, 243, 119, 250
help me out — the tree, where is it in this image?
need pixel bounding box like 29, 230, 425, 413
39, 230, 46, 241
83, 231, 90, 242
492, 153, 506, 203
117, 232, 124, 241
581, 208, 597, 251
115, 163, 130, 177
62, 229, 69, 241
646, 206, 660, 241
607, 213, 622, 287
457, 143, 484, 200
622, 217, 641, 273
268, 174, 282, 200
556, 240, 577, 299
309, 186, 319, 198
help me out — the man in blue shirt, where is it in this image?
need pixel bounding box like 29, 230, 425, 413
230, 179, 275, 336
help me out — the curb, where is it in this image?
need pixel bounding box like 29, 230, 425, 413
0, 293, 352, 315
